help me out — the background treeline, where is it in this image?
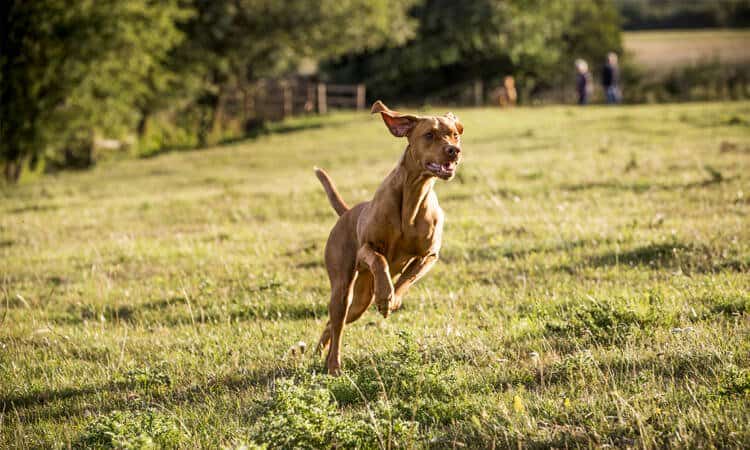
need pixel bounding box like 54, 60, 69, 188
615, 0, 750, 30
1, 0, 417, 182
2, 0, 749, 182
324, 0, 622, 104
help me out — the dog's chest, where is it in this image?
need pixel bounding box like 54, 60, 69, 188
395, 202, 443, 257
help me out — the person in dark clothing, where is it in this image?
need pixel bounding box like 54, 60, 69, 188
602, 52, 621, 104
575, 59, 592, 105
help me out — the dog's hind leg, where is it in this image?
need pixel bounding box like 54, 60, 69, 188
320, 223, 359, 375
317, 271, 372, 357
325, 270, 356, 375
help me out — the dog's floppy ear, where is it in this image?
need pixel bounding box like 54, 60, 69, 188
445, 112, 464, 135
371, 100, 419, 138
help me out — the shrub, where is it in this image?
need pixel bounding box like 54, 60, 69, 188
625, 61, 750, 103
251, 378, 418, 449
544, 298, 658, 343
75, 409, 184, 449
709, 295, 750, 316
327, 331, 464, 425
116, 366, 172, 389
718, 365, 750, 397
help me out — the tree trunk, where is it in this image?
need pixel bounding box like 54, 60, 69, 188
136, 112, 150, 139
4, 160, 21, 183
211, 87, 227, 139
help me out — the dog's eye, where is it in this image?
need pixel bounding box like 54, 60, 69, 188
424, 132, 434, 140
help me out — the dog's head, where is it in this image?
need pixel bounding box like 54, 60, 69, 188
371, 100, 463, 180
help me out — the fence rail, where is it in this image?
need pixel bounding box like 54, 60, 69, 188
219, 80, 365, 129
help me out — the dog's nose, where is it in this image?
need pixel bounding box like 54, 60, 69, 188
445, 145, 460, 159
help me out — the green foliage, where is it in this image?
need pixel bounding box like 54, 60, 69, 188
718, 365, 750, 397
75, 409, 185, 449
1, 0, 187, 180
708, 295, 750, 316
1, 0, 416, 181
544, 298, 662, 343
117, 366, 172, 389
325, 0, 623, 102
172, 0, 417, 147
562, 0, 623, 72
250, 335, 462, 448
615, 0, 750, 30
625, 60, 750, 103
251, 378, 419, 449
328, 331, 463, 425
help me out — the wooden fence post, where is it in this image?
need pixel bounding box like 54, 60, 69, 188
306, 84, 315, 112
473, 79, 483, 106
356, 84, 366, 110
282, 82, 293, 118
317, 83, 327, 114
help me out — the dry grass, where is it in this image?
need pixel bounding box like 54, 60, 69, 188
624, 29, 750, 71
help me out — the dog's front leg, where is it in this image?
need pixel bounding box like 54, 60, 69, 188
356, 243, 394, 318
391, 253, 438, 312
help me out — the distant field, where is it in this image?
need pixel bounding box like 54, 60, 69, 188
2, 103, 750, 448
624, 29, 750, 71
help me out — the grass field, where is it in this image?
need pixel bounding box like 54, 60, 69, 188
2, 102, 750, 448
623, 29, 750, 71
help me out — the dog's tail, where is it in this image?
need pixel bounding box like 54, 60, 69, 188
314, 167, 349, 216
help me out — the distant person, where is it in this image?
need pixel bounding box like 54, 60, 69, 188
602, 52, 621, 104
498, 76, 517, 107
575, 59, 592, 105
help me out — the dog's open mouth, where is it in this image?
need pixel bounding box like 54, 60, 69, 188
426, 161, 457, 179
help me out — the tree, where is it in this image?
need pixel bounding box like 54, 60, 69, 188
323, 0, 623, 103
557, 0, 623, 89
615, 0, 750, 30
1, 0, 186, 182
173, 0, 418, 144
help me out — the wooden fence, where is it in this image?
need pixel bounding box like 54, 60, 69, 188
321, 83, 366, 113
220, 80, 366, 130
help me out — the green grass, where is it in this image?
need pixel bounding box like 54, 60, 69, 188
624, 29, 750, 71
2, 102, 750, 448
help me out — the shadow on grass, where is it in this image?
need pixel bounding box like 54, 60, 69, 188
449, 239, 747, 276
7, 203, 60, 214
51, 298, 327, 327
138, 114, 362, 160
1, 363, 303, 425
560, 174, 739, 193
51, 304, 139, 325
266, 121, 324, 135
2, 384, 112, 410
2, 381, 140, 426
585, 242, 688, 268
572, 243, 748, 274
443, 238, 596, 263
296, 260, 325, 269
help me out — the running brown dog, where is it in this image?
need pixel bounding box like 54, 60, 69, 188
314, 100, 463, 375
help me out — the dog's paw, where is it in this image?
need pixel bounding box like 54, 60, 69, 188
376, 301, 390, 318
327, 363, 342, 377
389, 295, 403, 313
377, 293, 403, 318
375, 288, 395, 318
377, 297, 393, 319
